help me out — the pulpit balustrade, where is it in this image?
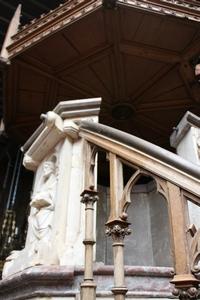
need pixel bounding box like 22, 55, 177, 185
78, 120, 200, 300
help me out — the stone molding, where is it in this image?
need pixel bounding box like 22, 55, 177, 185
22, 98, 101, 171
54, 98, 101, 119
170, 111, 200, 148
23, 111, 65, 171
0, 265, 174, 300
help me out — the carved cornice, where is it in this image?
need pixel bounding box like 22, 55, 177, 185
170, 111, 200, 148
7, 0, 102, 59
118, 0, 200, 21
5, 0, 200, 59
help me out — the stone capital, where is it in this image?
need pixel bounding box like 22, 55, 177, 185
105, 221, 131, 241
80, 189, 99, 205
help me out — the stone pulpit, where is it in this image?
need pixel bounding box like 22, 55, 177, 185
2, 98, 101, 280
1, 103, 200, 300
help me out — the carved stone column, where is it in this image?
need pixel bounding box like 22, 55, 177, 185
80, 189, 99, 300
106, 220, 131, 300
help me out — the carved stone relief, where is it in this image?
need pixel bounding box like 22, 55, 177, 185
28, 153, 58, 262
2, 151, 59, 278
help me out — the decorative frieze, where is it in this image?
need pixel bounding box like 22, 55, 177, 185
118, 0, 200, 21
4, 0, 200, 59
7, 0, 102, 58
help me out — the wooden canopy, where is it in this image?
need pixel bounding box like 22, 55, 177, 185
2, 0, 200, 148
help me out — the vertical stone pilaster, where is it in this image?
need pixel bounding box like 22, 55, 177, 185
80, 189, 99, 300
170, 111, 200, 166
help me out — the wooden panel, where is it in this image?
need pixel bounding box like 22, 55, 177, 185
25, 32, 79, 67
64, 9, 107, 54
123, 54, 165, 96
137, 67, 187, 103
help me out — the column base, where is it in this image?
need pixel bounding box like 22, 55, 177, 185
81, 280, 96, 300
112, 286, 128, 294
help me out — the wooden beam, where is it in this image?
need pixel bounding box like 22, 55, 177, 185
16, 58, 93, 98
104, 9, 126, 100
137, 114, 170, 135
137, 99, 194, 113
131, 64, 174, 105
182, 35, 200, 61
179, 62, 200, 103
0, 16, 10, 24
54, 45, 111, 75
120, 42, 181, 64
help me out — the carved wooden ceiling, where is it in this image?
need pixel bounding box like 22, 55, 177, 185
3, 0, 200, 149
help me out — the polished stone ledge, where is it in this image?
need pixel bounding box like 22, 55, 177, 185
0, 265, 174, 300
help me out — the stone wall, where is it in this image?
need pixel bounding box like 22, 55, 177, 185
96, 180, 172, 267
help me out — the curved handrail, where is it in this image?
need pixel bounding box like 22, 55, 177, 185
78, 120, 200, 196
